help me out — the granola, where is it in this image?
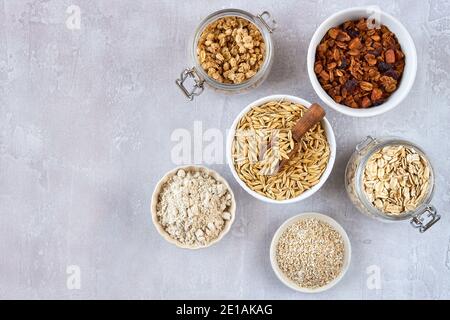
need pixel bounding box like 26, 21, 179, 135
197, 16, 265, 84
314, 18, 405, 108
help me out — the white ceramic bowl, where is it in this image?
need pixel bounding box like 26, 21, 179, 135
226, 94, 336, 204
307, 6, 417, 117
270, 212, 351, 293
151, 165, 236, 249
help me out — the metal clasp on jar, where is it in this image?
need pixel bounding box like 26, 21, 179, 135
256, 11, 277, 33
410, 205, 440, 233
356, 136, 377, 154
175, 68, 205, 101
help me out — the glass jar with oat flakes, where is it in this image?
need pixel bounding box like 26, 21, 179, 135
176, 9, 276, 100
345, 136, 440, 233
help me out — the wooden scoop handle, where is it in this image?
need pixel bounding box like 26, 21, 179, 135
291, 103, 326, 142
278, 103, 326, 170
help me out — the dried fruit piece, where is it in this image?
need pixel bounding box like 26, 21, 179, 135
343, 79, 358, 94
377, 61, 392, 73
346, 28, 359, 38
371, 88, 383, 101
338, 57, 348, 69
385, 49, 396, 64
384, 69, 400, 80
361, 96, 372, 108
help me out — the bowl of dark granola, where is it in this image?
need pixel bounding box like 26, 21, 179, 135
307, 7, 417, 117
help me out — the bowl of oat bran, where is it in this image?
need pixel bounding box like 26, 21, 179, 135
151, 166, 236, 249
226, 94, 336, 204
270, 213, 351, 293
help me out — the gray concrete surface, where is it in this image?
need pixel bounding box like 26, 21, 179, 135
0, 0, 449, 299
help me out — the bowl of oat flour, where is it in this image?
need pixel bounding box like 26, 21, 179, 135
151, 166, 236, 249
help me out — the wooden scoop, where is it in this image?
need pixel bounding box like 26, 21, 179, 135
278, 103, 326, 171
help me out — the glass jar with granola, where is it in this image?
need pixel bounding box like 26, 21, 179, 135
345, 136, 440, 233
176, 9, 276, 100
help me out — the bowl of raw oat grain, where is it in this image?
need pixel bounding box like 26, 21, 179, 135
151, 165, 236, 249
226, 94, 336, 204
270, 212, 351, 293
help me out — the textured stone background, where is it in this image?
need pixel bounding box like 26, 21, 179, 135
0, 0, 449, 299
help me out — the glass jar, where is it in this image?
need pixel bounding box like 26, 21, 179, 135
345, 136, 440, 233
176, 9, 276, 100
